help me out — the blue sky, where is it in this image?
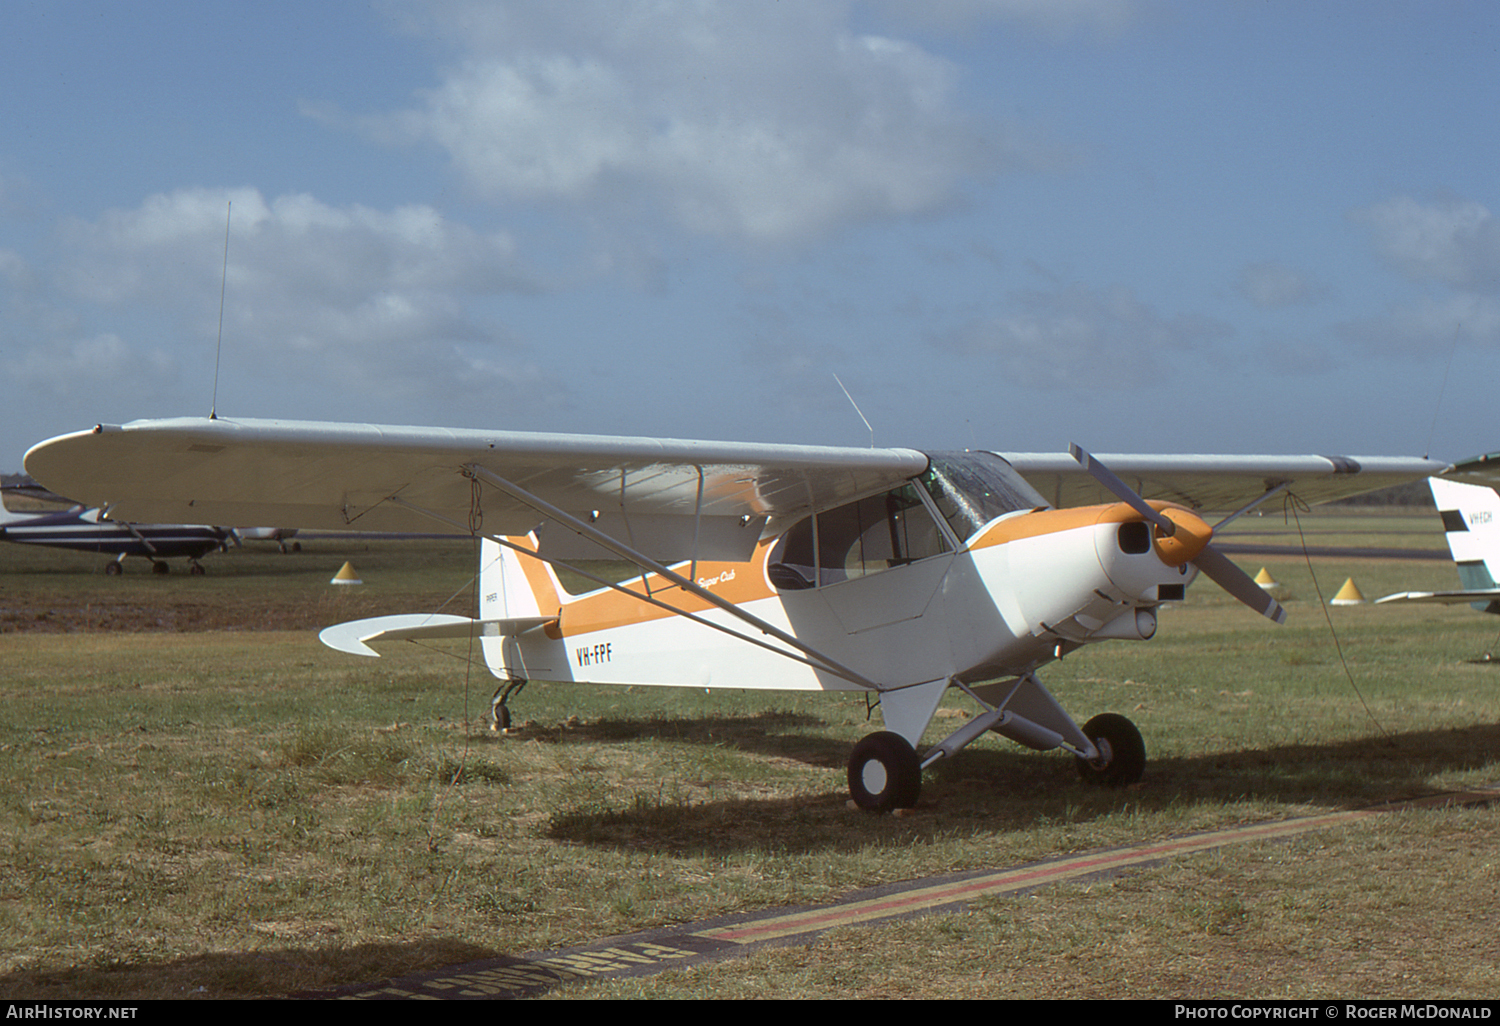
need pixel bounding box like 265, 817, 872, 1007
4, 0, 1499, 471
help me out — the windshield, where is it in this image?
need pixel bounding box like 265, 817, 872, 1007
919, 451, 1049, 544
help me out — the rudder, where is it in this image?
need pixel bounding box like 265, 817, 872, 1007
1429, 477, 1500, 604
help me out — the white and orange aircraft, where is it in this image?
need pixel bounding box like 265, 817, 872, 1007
23, 417, 1447, 811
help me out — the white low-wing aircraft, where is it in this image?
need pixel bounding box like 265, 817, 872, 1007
0, 485, 232, 574
24, 417, 1447, 811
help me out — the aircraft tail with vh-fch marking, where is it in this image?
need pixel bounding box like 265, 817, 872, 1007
1377, 477, 1500, 613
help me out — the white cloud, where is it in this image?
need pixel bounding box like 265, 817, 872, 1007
1235, 261, 1330, 309
938, 281, 1233, 389
64, 187, 536, 306
30, 187, 562, 424
870, 0, 1138, 38
0, 248, 32, 291
1334, 195, 1500, 359
363, 1, 1016, 244
1336, 293, 1500, 357
4, 332, 179, 411
1352, 195, 1500, 294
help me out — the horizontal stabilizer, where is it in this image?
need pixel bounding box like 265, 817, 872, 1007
318, 613, 554, 657
1374, 590, 1500, 605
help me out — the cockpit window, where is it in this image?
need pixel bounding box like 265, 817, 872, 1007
767, 452, 1046, 591
768, 483, 950, 590
815, 484, 948, 582
919, 451, 1049, 543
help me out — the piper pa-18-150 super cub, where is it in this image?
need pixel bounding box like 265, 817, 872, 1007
23, 417, 1448, 811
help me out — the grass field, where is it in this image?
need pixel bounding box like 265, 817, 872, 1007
1, 512, 1498, 999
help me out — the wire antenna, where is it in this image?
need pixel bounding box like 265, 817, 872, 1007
833, 373, 875, 448
1425, 322, 1461, 459
210, 200, 231, 420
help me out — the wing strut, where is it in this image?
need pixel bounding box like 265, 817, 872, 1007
459, 465, 882, 690
1212, 482, 1291, 531
102, 507, 161, 556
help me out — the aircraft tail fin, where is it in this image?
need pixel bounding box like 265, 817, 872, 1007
478, 535, 563, 623
1429, 477, 1500, 612
0, 489, 32, 524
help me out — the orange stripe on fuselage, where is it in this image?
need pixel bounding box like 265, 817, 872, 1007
520, 500, 1184, 638
523, 539, 780, 638
966, 500, 1188, 550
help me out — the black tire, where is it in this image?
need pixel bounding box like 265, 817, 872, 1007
151, 561, 169, 575
847, 731, 922, 812
1075, 713, 1145, 787
104, 561, 123, 576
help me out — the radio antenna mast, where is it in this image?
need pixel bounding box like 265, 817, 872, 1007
833, 373, 875, 448
210, 200, 231, 420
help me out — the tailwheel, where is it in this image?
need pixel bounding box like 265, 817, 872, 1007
489, 679, 528, 733
1075, 713, 1146, 787
847, 731, 922, 813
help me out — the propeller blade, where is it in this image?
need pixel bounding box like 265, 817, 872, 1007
1072, 444, 1286, 624
1070, 443, 1176, 536
1192, 544, 1287, 624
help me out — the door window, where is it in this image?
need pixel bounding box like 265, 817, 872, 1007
769, 485, 949, 590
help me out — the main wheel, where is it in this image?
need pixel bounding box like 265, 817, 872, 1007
104, 562, 123, 576
1075, 713, 1145, 787
848, 731, 922, 812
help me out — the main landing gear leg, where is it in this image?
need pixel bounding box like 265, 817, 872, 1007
489, 679, 528, 733
844, 676, 1149, 811
917, 674, 1148, 799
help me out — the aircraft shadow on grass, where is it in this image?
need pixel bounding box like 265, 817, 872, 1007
6, 720, 1494, 1001
539, 715, 1500, 856
0, 937, 502, 1002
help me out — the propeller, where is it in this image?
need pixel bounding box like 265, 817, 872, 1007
1070, 444, 1286, 625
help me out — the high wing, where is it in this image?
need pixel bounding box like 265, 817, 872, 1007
1000, 452, 1447, 513
24, 417, 1449, 562
1444, 451, 1500, 486
24, 417, 928, 561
